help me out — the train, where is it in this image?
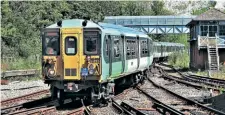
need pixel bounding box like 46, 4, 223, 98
41, 19, 185, 104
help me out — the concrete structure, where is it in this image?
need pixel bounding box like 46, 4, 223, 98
187, 8, 225, 70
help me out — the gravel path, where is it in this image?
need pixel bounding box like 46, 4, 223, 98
1, 80, 49, 100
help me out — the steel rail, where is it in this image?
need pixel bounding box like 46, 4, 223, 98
7, 106, 56, 115
136, 87, 185, 115
160, 67, 221, 92
111, 99, 145, 115
147, 77, 225, 115
66, 107, 85, 115
1, 97, 56, 115
158, 63, 225, 93
1, 89, 49, 106
160, 63, 225, 87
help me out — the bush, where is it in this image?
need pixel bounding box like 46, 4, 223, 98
1, 58, 41, 71
168, 51, 189, 69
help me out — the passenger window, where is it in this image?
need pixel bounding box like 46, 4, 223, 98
105, 36, 109, 57
65, 37, 77, 55
141, 39, 148, 57
114, 38, 120, 58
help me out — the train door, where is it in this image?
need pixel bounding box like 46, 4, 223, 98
61, 28, 81, 80
111, 35, 123, 77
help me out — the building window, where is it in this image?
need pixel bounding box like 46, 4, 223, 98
209, 25, 217, 37
200, 25, 208, 36
200, 25, 217, 37
219, 25, 225, 36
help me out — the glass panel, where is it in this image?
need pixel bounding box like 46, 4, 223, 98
141, 18, 149, 25
158, 18, 166, 25
133, 18, 141, 25
44, 36, 60, 55
174, 19, 182, 25
86, 39, 97, 52
84, 31, 99, 55
149, 18, 157, 25
167, 18, 174, 25
65, 37, 76, 55
105, 36, 109, 57
200, 25, 208, 36
219, 25, 225, 36
124, 19, 132, 25
114, 38, 120, 58
209, 25, 217, 37
117, 19, 124, 25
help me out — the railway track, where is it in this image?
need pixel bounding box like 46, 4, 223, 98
111, 98, 146, 115
138, 76, 225, 115
1, 97, 89, 115
158, 63, 225, 92
1, 96, 56, 115
1, 89, 49, 107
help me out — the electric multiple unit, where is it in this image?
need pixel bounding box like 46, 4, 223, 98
41, 19, 185, 104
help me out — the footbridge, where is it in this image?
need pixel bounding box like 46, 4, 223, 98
103, 16, 196, 34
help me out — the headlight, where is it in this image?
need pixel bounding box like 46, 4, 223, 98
89, 64, 94, 75
48, 69, 55, 75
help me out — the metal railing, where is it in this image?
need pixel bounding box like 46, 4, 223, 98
198, 33, 225, 49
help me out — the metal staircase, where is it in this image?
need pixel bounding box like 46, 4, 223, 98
207, 34, 219, 71
207, 46, 219, 71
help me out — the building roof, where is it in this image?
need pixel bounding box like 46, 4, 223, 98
194, 8, 225, 21
186, 8, 225, 26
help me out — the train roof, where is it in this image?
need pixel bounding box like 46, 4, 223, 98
47, 19, 149, 38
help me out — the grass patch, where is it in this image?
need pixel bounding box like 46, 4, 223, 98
194, 65, 225, 80
1, 58, 41, 71
168, 51, 189, 69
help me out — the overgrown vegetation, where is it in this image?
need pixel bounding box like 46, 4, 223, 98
168, 51, 190, 69
1, 1, 220, 70
191, 1, 217, 15
1, 58, 41, 71
195, 65, 225, 80
1, 1, 173, 70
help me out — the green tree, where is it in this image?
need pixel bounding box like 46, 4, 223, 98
151, 1, 173, 15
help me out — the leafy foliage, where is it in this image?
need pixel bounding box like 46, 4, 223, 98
1, 1, 173, 59
168, 51, 190, 69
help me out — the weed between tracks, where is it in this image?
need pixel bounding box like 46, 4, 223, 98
168, 52, 189, 69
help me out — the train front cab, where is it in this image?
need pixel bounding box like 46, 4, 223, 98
42, 27, 102, 103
